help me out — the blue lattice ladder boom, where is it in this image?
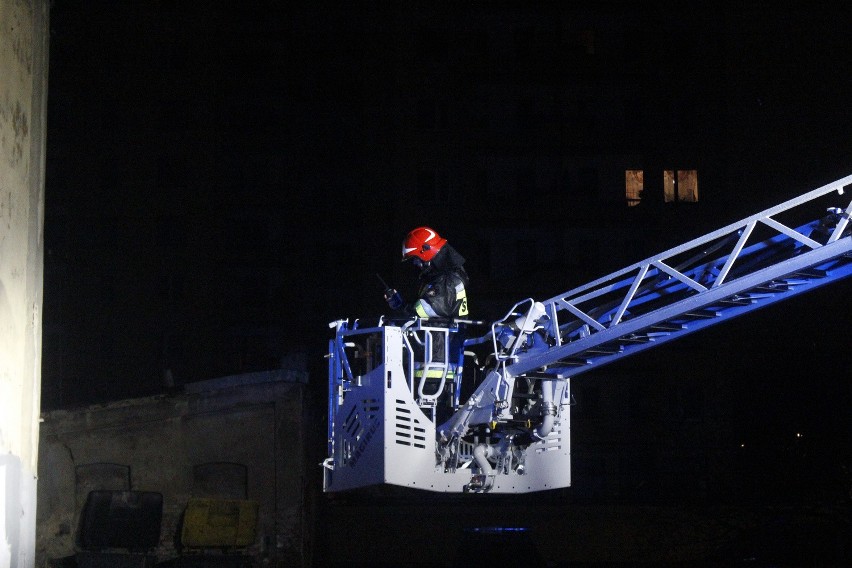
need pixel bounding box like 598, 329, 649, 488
498, 174, 852, 381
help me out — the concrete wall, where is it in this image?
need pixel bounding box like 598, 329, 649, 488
0, 0, 49, 566
36, 371, 314, 567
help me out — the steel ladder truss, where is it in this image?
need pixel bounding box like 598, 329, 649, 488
506, 175, 851, 379
444, 174, 852, 441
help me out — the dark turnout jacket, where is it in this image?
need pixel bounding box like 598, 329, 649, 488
412, 244, 469, 319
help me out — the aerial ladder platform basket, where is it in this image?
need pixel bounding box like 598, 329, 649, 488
324, 174, 852, 494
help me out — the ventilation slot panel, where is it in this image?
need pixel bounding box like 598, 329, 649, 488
394, 401, 427, 449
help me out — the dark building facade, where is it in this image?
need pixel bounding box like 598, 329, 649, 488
37, 370, 315, 566
43, 3, 852, 513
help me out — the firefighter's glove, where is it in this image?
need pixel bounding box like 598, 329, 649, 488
384, 289, 404, 311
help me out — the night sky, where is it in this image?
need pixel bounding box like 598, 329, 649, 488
42, 1, 851, 514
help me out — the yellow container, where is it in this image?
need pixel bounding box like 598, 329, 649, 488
180, 498, 258, 548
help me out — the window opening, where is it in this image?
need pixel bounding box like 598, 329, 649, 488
625, 170, 643, 207
625, 169, 698, 205
664, 170, 699, 203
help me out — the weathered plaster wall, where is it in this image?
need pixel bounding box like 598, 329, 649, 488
36, 372, 313, 567
0, 0, 49, 565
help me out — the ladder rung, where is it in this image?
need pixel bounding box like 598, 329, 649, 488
557, 358, 592, 366
618, 334, 652, 344
752, 282, 790, 292
649, 322, 685, 332
584, 345, 623, 355
718, 296, 754, 306
741, 293, 774, 300
684, 309, 720, 319
782, 278, 813, 286
789, 268, 827, 278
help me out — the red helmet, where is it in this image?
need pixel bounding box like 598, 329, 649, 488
402, 226, 447, 262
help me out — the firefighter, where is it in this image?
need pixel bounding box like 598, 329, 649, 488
385, 226, 469, 319
386, 227, 470, 411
